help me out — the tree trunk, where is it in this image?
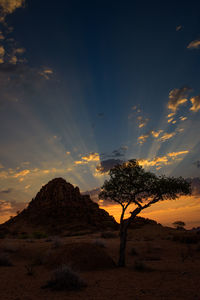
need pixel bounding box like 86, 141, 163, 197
118, 222, 128, 267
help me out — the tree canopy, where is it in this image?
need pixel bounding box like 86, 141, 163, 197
99, 159, 191, 267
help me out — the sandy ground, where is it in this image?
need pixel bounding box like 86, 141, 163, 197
0, 225, 200, 300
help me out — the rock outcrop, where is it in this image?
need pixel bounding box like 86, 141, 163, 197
2, 178, 118, 235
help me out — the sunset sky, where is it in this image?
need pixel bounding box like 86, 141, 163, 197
0, 0, 200, 228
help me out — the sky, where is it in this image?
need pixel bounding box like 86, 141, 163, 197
0, 0, 200, 228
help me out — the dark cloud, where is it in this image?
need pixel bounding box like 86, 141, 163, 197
96, 158, 124, 174
100, 146, 128, 160
193, 161, 200, 168
186, 177, 200, 196
0, 188, 12, 194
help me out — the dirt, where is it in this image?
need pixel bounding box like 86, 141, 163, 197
0, 224, 200, 300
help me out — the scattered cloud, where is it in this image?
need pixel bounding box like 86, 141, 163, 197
187, 39, 200, 50
0, 0, 25, 22
13, 169, 30, 178
176, 25, 182, 31
137, 115, 149, 128
101, 146, 128, 160
168, 86, 191, 112
190, 96, 200, 112
167, 118, 174, 123
74, 152, 100, 165
193, 161, 200, 169
0, 188, 13, 195
180, 116, 187, 121
159, 132, 176, 142
138, 134, 150, 144
66, 151, 71, 155
39, 68, 54, 80
139, 150, 189, 168
151, 130, 163, 138
96, 159, 124, 174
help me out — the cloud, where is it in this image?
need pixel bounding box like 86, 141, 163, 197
180, 116, 187, 121
96, 159, 124, 174
39, 68, 54, 80
151, 130, 163, 138
193, 161, 200, 168
101, 146, 128, 160
159, 131, 176, 142
12, 169, 30, 178
168, 87, 192, 112
187, 39, 200, 50
0, 188, 13, 195
137, 116, 149, 128
0, 199, 26, 215
139, 150, 189, 168
74, 152, 100, 165
190, 96, 200, 112
0, 0, 25, 22
138, 134, 150, 144
176, 25, 182, 31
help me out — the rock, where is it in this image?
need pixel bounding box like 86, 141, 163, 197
1, 178, 118, 235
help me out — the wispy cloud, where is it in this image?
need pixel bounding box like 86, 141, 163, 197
74, 152, 100, 165
159, 132, 176, 142
176, 25, 182, 31
168, 87, 191, 112
139, 150, 189, 168
138, 134, 150, 144
190, 96, 200, 112
187, 39, 200, 49
151, 130, 163, 138
0, 0, 25, 22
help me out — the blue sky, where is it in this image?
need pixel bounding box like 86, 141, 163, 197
0, 0, 200, 225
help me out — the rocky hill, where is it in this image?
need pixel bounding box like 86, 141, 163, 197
1, 178, 118, 235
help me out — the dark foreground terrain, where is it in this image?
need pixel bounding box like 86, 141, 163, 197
1, 224, 200, 300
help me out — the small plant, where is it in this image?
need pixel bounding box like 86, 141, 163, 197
0, 253, 13, 266
134, 260, 152, 272
51, 237, 63, 249
93, 239, 106, 248
173, 221, 186, 230
25, 264, 34, 276
42, 265, 87, 291
101, 232, 117, 239
3, 243, 18, 253
32, 231, 48, 239
129, 247, 138, 256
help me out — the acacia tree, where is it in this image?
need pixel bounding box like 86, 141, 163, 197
99, 159, 191, 267
173, 221, 186, 229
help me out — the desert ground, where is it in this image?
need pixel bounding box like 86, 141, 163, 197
0, 224, 200, 300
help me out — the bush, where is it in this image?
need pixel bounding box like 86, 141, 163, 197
172, 233, 200, 244
134, 260, 152, 272
129, 247, 138, 256
100, 232, 117, 239
42, 265, 87, 291
32, 231, 48, 239
51, 237, 63, 249
0, 253, 13, 266
93, 239, 106, 248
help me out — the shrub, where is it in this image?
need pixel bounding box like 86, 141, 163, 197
134, 260, 152, 272
25, 264, 34, 276
3, 243, 18, 253
42, 265, 87, 291
51, 237, 63, 249
93, 239, 106, 248
100, 232, 117, 239
0, 253, 13, 266
32, 231, 48, 239
129, 247, 138, 256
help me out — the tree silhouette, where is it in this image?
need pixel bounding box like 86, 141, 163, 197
173, 221, 186, 229
99, 159, 191, 267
